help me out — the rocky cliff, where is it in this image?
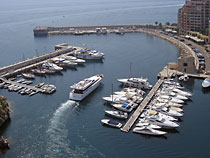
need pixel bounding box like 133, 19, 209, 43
0, 96, 10, 127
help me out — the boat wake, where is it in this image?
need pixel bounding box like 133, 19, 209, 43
46, 100, 79, 158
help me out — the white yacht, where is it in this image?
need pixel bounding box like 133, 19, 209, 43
42, 62, 63, 72
136, 122, 161, 129
101, 119, 122, 128
69, 74, 104, 101
133, 127, 167, 136
74, 49, 104, 60
118, 77, 152, 89
157, 95, 185, 104
140, 109, 178, 122
111, 103, 134, 112
61, 55, 86, 64
151, 105, 183, 117
22, 73, 35, 79
202, 78, 210, 88
105, 110, 128, 119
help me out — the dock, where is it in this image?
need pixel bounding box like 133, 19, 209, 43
121, 79, 163, 132
0, 77, 44, 93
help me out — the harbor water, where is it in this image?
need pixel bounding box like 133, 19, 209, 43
1, 0, 210, 157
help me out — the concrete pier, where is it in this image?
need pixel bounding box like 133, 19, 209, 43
121, 79, 163, 132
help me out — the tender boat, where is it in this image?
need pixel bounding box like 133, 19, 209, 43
118, 77, 152, 89
69, 74, 104, 101
105, 110, 128, 119
22, 73, 35, 79
133, 127, 167, 136
202, 78, 210, 88
101, 119, 122, 128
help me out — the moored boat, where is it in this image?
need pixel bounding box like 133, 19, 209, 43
202, 78, 210, 88
133, 127, 167, 136
118, 77, 152, 89
105, 110, 128, 119
101, 119, 122, 128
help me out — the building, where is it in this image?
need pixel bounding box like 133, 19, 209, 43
178, 0, 210, 34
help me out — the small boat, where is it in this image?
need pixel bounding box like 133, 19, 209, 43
22, 73, 35, 79
111, 103, 134, 112
133, 127, 166, 136
202, 78, 210, 88
105, 110, 128, 119
118, 77, 152, 89
136, 122, 161, 129
69, 74, 104, 101
178, 75, 189, 81
101, 119, 122, 128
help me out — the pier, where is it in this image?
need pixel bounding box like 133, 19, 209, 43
121, 79, 163, 132
0, 77, 44, 93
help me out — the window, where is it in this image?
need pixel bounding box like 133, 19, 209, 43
183, 63, 188, 67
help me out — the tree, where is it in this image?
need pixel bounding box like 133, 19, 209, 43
159, 23, 162, 29
171, 23, 177, 26
201, 28, 209, 36
165, 22, 170, 26
155, 21, 158, 26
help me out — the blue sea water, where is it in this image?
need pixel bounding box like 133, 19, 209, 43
1, 0, 210, 158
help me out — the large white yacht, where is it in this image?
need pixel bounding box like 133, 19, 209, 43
69, 74, 104, 101
118, 77, 152, 89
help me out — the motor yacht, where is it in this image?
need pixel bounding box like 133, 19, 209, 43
101, 119, 122, 128
118, 77, 152, 89
105, 110, 128, 119
69, 74, 104, 101
133, 127, 167, 136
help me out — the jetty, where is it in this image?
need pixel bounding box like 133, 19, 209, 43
0, 77, 44, 93
121, 79, 163, 132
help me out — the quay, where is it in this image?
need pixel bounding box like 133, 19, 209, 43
121, 79, 163, 132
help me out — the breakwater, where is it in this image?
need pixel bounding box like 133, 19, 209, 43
33, 24, 199, 71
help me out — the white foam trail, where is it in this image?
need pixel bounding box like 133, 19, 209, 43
46, 100, 78, 158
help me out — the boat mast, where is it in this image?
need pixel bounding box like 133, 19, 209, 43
129, 62, 132, 78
